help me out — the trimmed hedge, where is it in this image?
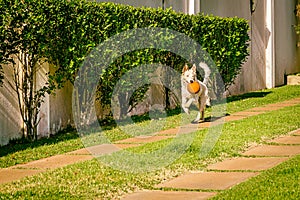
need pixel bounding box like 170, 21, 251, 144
1, 0, 249, 117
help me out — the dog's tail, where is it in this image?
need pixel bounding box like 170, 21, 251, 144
199, 62, 211, 85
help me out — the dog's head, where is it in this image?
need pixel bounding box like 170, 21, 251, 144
181, 64, 197, 84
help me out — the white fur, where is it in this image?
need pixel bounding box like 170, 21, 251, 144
181, 62, 210, 123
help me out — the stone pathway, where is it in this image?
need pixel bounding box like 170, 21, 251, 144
0, 97, 300, 199
122, 129, 300, 200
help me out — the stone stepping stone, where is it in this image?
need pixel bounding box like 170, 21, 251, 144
231, 111, 264, 116
121, 190, 217, 200
66, 148, 91, 155
293, 129, 300, 136
269, 136, 300, 145
242, 145, 300, 156
224, 115, 247, 122
85, 144, 123, 155
114, 143, 141, 149
115, 135, 174, 144
0, 168, 45, 184
12, 154, 93, 170
248, 106, 283, 112
207, 157, 288, 171
156, 171, 258, 190
284, 98, 300, 104
155, 128, 180, 135
267, 102, 299, 107
198, 122, 213, 128
68, 144, 141, 156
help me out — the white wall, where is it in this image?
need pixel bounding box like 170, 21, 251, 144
201, 0, 300, 93
274, 0, 300, 85
200, 0, 267, 95
0, 64, 23, 145
49, 80, 73, 134
0, 61, 73, 145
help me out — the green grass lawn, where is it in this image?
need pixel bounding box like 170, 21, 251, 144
212, 154, 300, 199
1, 85, 300, 169
0, 85, 299, 199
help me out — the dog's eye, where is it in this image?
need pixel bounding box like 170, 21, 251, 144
186, 75, 189, 77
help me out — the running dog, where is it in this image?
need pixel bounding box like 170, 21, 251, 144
181, 62, 211, 123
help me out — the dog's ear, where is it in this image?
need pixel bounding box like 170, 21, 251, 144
182, 64, 189, 74
191, 64, 196, 72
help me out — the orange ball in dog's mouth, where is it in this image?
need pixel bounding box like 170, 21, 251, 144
187, 81, 201, 94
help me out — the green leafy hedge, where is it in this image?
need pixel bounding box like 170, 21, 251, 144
1, 0, 249, 118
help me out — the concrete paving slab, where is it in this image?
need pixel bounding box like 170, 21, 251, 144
12, 154, 93, 169
115, 135, 174, 144
242, 145, 300, 156
284, 98, 300, 104
291, 129, 300, 136
224, 115, 247, 122
114, 143, 141, 149
198, 122, 212, 128
155, 128, 180, 135
231, 111, 264, 116
177, 127, 199, 135
248, 106, 282, 112
181, 123, 200, 129
294, 132, 300, 136
207, 157, 288, 171
67, 144, 141, 156
86, 144, 121, 155
121, 190, 217, 200
67, 148, 91, 155
270, 136, 300, 145
267, 103, 298, 107
0, 168, 45, 184
156, 171, 258, 190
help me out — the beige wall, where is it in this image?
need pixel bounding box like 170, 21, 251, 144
201, 0, 300, 93
37, 63, 74, 137
49, 81, 73, 134
274, 0, 300, 85
200, 0, 267, 95
0, 64, 23, 145
0, 61, 73, 146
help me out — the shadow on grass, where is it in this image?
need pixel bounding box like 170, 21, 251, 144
0, 127, 79, 158
98, 106, 182, 129
0, 90, 272, 156
226, 91, 272, 103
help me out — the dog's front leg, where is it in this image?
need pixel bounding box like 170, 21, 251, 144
182, 98, 194, 114
193, 99, 205, 123
194, 111, 201, 123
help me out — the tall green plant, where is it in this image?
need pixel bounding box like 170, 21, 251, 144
0, 0, 250, 130
0, 0, 52, 140
0, 0, 85, 140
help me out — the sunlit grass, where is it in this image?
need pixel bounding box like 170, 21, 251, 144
212, 154, 300, 199
0, 85, 299, 170
0, 103, 299, 199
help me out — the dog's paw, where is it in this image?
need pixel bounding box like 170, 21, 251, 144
191, 119, 205, 124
